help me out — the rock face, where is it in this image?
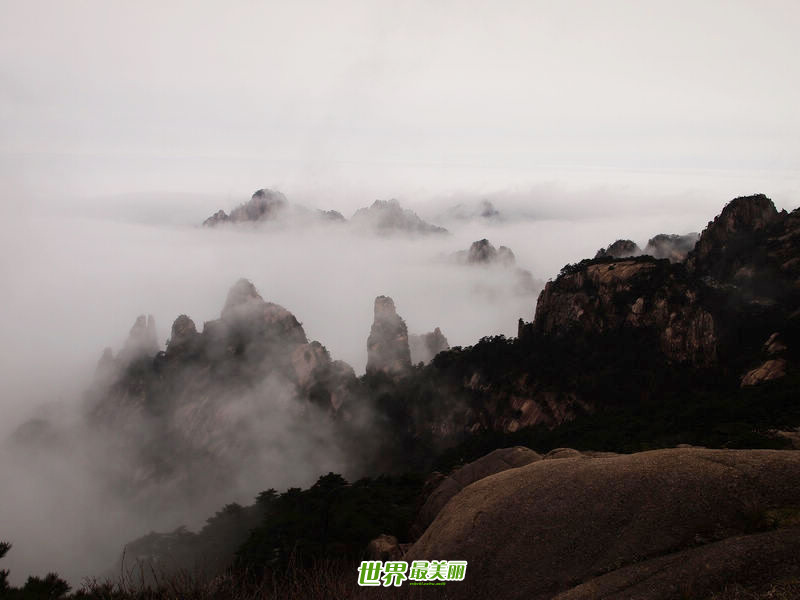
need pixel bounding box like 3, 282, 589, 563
407, 447, 800, 600
532, 195, 800, 372
365, 296, 412, 376
688, 194, 779, 276
741, 358, 788, 386
116, 314, 159, 366
410, 447, 541, 538
740, 331, 793, 387
534, 257, 717, 366
644, 232, 699, 262
409, 327, 449, 365
682, 195, 800, 312
220, 278, 307, 347
86, 279, 359, 500
351, 199, 448, 235
166, 314, 198, 356
595, 239, 641, 259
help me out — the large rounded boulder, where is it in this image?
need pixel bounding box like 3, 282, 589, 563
406, 447, 800, 600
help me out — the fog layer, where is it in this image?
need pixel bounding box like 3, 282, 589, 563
0, 186, 796, 584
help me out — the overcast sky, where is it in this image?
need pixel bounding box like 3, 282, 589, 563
1, 0, 798, 213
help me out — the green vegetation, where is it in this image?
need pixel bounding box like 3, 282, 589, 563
237, 472, 424, 573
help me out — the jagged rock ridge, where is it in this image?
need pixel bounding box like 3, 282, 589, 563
84, 278, 362, 505
595, 233, 699, 263
350, 199, 448, 235
203, 189, 446, 235
203, 189, 344, 227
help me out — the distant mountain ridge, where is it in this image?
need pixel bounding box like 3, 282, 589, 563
203, 189, 447, 235
7, 193, 800, 590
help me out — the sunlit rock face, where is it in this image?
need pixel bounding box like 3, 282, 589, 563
366, 296, 412, 376
409, 327, 450, 365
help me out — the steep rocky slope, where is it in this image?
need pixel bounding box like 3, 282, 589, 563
84, 279, 362, 501
365, 296, 412, 377
533, 257, 716, 366
407, 447, 800, 600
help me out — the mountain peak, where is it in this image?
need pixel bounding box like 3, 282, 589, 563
366, 295, 412, 376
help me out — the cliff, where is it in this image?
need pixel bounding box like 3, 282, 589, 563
534, 257, 716, 366
365, 296, 412, 376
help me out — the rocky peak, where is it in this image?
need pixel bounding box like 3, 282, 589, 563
366, 296, 412, 376
709, 194, 778, 235
644, 233, 699, 262
454, 239, 516, 267
595, 239, 642, 259
118, 314, 158, 364
220, 279, 307, 346
221, 279, 264, 320
409, 327, 450, 365
93, 347, 117, 386
202, 209, 229, 227
468, 239, 497, 263
167, 315, 198, 356
689, 194, 779, 275
351, 199, 448, 235
229, 189, 287, 222
203, 189, 288, 227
